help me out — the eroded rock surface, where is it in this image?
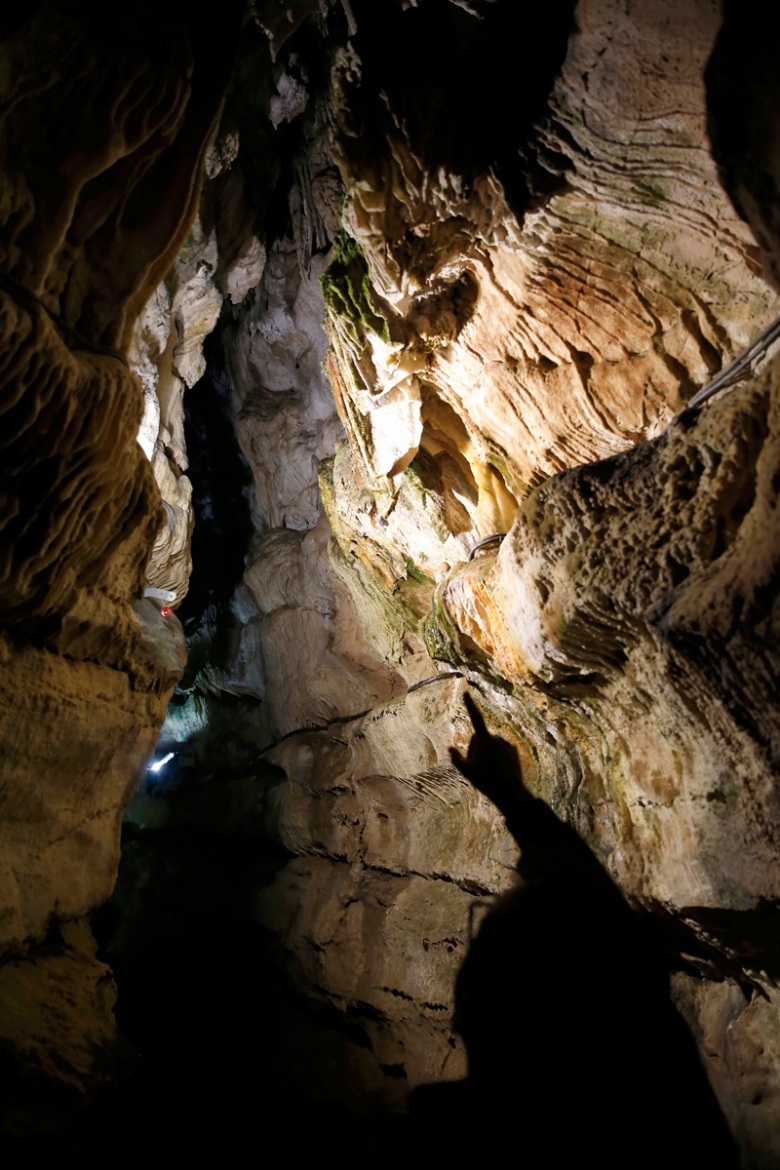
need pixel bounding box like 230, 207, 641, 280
217, 0, 780, 1146
0, 0, 241, 1128
5, 0, 780, 1161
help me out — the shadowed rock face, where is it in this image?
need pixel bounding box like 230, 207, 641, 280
707, 0, 780, 293
408, 694, 739, 1167
0, 0, 242, 1130
3, 0, 780, 1161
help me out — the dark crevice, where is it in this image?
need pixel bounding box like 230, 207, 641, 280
342, 0, 576, 227
178, 324, 253, 637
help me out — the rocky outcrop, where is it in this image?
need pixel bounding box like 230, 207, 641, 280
0, 919, 129, 1140
111, 3, 780, 1155
443, 369, 780, 909
0, 0, 242, 1129
130, 216, 234, 607
5, 0, 780, 1161
214, 0, 780, 1147
326, 0, 772, 577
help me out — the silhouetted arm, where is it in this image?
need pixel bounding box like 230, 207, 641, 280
450, 692, 538, 837
451, 690, 583, 866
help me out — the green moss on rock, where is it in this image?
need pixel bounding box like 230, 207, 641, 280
422, 592, 462, 668
321, 231, 393, 347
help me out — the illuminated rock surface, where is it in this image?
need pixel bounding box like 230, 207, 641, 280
2, 0, 780, 1162
0, 0, 237, 1132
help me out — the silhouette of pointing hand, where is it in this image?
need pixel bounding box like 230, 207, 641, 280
450, 691, 528, 817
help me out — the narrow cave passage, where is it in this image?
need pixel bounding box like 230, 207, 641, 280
87, 342, 294, 1151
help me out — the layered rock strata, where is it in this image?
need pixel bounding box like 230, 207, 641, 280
115, 2, 780, 1155
4, 0, 780, 1161
218, 0, 780, 1147
0, 1, 242, 1128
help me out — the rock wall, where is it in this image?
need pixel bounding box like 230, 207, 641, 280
112, 3, 780, 1159
0, 0, 242, 1131
4, 0, 780, 1162
199, 0, 780, 1151
236, 0, 780, 1148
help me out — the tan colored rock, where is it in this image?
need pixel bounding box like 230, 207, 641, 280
279, 0, 780, 1144
6, 0, 780, 1155
255, 856, 472, 1092
246, 667, 517, 1104
440, 369, 780, 920
224, 235, 266, 304
325, 0, 775, 597
0, 0, 236, 1120
264, 675, 517, 888
170, 219, 223, 391
130, 213, 233, 606
228, 236, 343, 532
0, 609, 183, 951
673, 974, 780, 1167
0, 920, 127, 1136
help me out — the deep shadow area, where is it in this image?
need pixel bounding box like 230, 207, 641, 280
411, 693, 739, 1169
342, 0, 576, 223
30, 816, 419, 1165
0, 683, 747, 1165
47, 694, 742, 1168
706, 0, 780, 288
178, 327, 254, 634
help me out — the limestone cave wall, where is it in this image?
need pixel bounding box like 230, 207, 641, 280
0, 0, 243, 1130
3, 0, 780, 1163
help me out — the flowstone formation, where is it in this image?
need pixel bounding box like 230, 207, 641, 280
4, 0, 780, 1162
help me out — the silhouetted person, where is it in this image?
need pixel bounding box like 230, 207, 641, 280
412, 691, 738, 1168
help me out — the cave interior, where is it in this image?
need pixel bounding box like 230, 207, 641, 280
3, 0, 780, 1164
